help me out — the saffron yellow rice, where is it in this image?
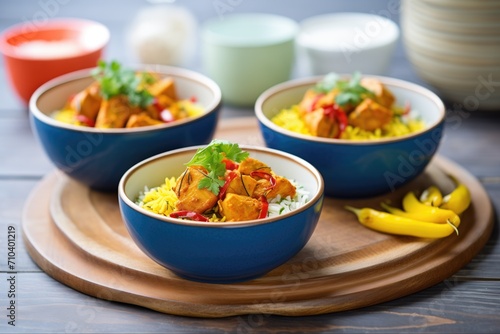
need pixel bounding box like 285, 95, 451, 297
136, 177, 226, 222
52, 99, 204, 126
136, 176, 310, 222
271, 105, 425, 140
137, 177, 178, 216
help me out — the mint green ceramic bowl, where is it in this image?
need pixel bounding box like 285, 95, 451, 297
202, 13, 298, 107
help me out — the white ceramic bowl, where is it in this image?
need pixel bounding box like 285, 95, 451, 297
296, 13, 400, 76
401, 0, 500, 110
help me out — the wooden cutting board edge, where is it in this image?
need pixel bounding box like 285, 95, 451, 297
21, 118, 495, 318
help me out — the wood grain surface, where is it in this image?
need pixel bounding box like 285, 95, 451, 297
22, 118, 494, 318
3, 1, 500, 332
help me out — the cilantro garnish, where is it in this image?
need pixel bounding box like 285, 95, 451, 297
314, 71, 374, 107
314, 72, 340, 93
91, 60, 154, 108
185, 140, 250, 195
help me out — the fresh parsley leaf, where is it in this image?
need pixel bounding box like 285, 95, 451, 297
185, 140, 250, 195
91, 60, 153, 108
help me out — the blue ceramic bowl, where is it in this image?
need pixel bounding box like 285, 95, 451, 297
118, 145, 324, 283
255, 75, 445, 198
30, 66, 221, 191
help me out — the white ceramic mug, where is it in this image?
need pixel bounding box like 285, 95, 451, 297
202, 13, 298, 107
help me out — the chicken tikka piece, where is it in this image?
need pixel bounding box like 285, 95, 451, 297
297, 74, 398, 137
174, 166, 219, 214
56, 60, 200, 128
173, 154, 296, 222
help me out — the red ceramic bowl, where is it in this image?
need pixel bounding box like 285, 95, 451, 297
0, 18, 109, 104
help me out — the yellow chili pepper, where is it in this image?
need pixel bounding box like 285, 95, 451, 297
379, 202, 458, 228
345, 206, 459, 238
402, 191, 461, 226
419, 186, 443, 207
440, 175, 471, 215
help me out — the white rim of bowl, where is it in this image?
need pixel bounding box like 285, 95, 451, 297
119, 145, 324, 228
29, 65, 222, 134
202, 13, 299, 47
0, 18, 110, 60
255, 75, 446, 146
297, 12, 400, 52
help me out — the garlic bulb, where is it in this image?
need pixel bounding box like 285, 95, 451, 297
127, 5, 197, 66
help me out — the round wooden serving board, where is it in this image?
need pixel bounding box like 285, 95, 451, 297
22, 117, 494, 318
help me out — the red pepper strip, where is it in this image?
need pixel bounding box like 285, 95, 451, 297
309, 93, 324, 112
152, 97, 163, 112
190, 96, 197, 103
170, 210, 209, 222
322, 104, 336, 120
323, 104, 348, 139
222, 158, 238, 171
258, 195, 269, 219
76, 114, 95, 127
250, 171, 276, 190
218, 171, 238, 200
335, 107, 348, 135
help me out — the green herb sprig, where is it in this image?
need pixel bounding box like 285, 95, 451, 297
314, 71, 374, 107
185, 140, 249, 195
91, 60, 154, 108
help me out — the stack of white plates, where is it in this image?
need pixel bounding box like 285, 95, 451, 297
401, 0, 500, 110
